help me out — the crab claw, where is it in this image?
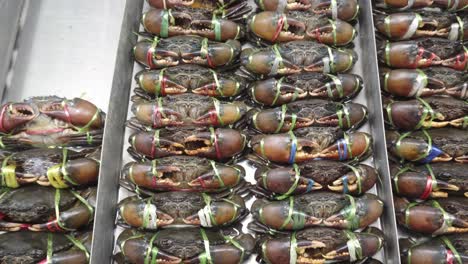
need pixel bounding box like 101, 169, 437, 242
241, 48, 301, 76
193, 102, 246, 126
189, 164, 245, 189
184, 194, 246, 227
250, 108, 314, 133
393, 170, 460, 199
192, 77, 242, 97
192, 19, 243, 41
446, 82, 468, 99
255, 166, 323, 197
328, 164, 379, 195
38, 157, 100, 187
117, 229, 182, 264
317, 132, 372, 161
250, 78, 308, 106
249, 12, 305, 43
0, 102, 36, 133
311, 73, 363, 100
322, 228, 384, 262
118, 196, 174, 230
147, 0, 195, 9
310, 0, 360, 21
386, 130, 452, 163
381, 69, 445, 98
132, 101, 184, 128
135, 69, 187, 95
305, 48, 357, 73
184, 128, 246, 160
207, 234, 255, 264
251, 198, 321, 230
261, 235, 328, 264
129, 131, 185, 158
122, 161, 183, 189
379, 41, 441, 68
395, 196, 468, 235
375, 0, 435, 9
317, 102, 367, 130
182, 39, 241, 68
400, 235, 468, 264
141, 9, 192, 37
134, 39, 180, 68
41, 98, 105, 129
323, 193, 383, 230
306, 18, 356, 46
441, 49, 468, 71
384, 99, 445, 130
0, 220, 30, 232
375, 13, 439, 40
256, 0, 312, 12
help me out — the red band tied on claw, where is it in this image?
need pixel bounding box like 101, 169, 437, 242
147, 48, 155, 68
152, 104, 162, 128
62, 101, 72, 124
419, 174, 433, 200
272, 15, 285, 42
446, 249, 454, 264
211, 130, 222, 160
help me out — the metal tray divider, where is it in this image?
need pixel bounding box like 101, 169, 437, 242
359, 1, 401, 262
90, 0, 144, 263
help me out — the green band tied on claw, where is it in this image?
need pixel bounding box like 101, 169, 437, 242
1, 155, 18, 188
337, 103, 351, 129
279, 196, 306, 230
276, 164, 301, 200
200, 229, 213, 264
212, 15, 222, 41
344, 164, 362, 194
145, 233, 159, 264
326, 74, 344, 98
396, 129, 432, 162
441, 236, 463, 264
344, 230, 363, 262
65, 234, 90, 261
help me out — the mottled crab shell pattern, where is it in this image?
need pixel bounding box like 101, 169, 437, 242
121, 156, 245, 192
118, 192, 247, 230
380, 67, 468, 99
0, 231, 92, 264
384, 96, 468, 131
400, 234, 468, 264
386, 128, 468, 163
250, 192, 383, 232
135, 65, 246, 98
255, 0, 360, 22
250, 127, 372, 164
133, 35, 241, 69
249, 99, 367, 133
130, 94, 247, 128
255, 160, 378, 198
0, 186, 96, 232
260, 227, 384, 264
392, 162, 468, 199
117, 228, 255, 264
128, 127, 246, 161
395, 196, 468, 235
249, 72, 364, 106
0, 148, 100, 189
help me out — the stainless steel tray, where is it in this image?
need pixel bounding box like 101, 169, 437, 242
0, 0, 401, 263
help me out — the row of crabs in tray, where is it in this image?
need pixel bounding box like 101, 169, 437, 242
114, 0, 389, 263
0, 96, 106, 263
373, 1, 468, 264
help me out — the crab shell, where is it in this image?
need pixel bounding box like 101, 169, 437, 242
141, 8, 244, 41
134, 65, 246, 98
249, 99, 368, 133
391, 162, 468, 199
255, 160, 378, 198
380, 67, 467, 99
147, 0, 240, 10
251, 192, 383, 231
250, 127, 372, 164
121, 156, 245, 192
248, 11, 356, 46
0, 148, 99, 188
0, 186, 96, 232
240, 41, 357, 77
0, 96, 105, 149
128, 127, 246, 161
260, 227, 384, 264
384, 96, 468, 130
0, 231, 92, 264
395, 196, 468, 235
117, 227, 255, 264
249, 72, 363, 106
400, 234, 468, 264
130, 94, 246, 129
255, 0, 360, 22
118, 192, 247, 229
133, 35, 241, 69
386, 128, 468, 163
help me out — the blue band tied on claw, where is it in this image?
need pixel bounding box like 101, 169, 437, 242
337, 138, 348, 161
342, 176, 349, 194
288, 131, 297, 164
419, 145, 443, 164
306, 179, 315, 193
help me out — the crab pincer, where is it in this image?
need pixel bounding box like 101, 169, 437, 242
375, 0, 468, 11
259, 227, 384, 264
395, 196, 468, 235
118, 192, 247, 230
